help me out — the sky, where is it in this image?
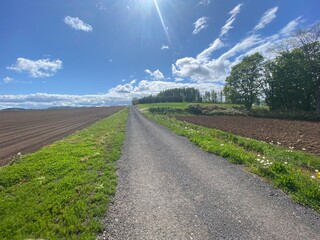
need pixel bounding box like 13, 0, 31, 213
0, 0, 319, 109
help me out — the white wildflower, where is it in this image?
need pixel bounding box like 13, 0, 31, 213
311, 176, 316, 179
284, 162, 288, 165
96, 183, 104, 190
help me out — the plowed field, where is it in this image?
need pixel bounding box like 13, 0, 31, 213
176, 115, 320, 156
0, 106, 124, 166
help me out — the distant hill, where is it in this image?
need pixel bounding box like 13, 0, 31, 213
47, 106, 84, 110
1, 108, 27, 111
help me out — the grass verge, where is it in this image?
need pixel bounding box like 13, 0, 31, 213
143, 110, 320, 212
0, 108, 128, 240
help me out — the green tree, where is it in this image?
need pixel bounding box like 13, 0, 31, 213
224, 53, 264, 109
203, 91, 211, 102
294, 24, 320, 111
211, 90, 218, 103
263, 49, 315, 111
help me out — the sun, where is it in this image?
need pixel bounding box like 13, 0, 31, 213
131, 0, 170, 44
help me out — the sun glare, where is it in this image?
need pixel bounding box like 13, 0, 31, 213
153, 0, 171, 44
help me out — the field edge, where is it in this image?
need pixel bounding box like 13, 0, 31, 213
0, 107, 128, 240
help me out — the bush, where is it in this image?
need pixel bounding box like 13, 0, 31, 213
149, 107, 186, 115
186, 104, 203, 114
186, 104, 246, 116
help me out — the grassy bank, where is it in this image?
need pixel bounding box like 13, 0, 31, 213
0, 108, 128, 240
142, 109, 320, 212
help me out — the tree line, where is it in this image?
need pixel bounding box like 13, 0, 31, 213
132, 87, 224, 105
224, 24, 320, 112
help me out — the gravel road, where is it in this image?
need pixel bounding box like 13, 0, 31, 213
98, 107, 320, 240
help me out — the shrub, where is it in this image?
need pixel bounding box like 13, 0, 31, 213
149, 107, 186, 115
186, 104, 246, 116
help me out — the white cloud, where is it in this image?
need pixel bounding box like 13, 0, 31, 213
7, 58, 63, 78
145, 69, 165, 80
96, 2, 107, 10
234, 18, 304, 63
172, 4, 244, 82
172, 57, 228, 83
196, 38, 224, 62
218, 35, 261, 61
172, 33, 264, 83
109, 79, 222, 100
193, 17, 209, 35
198, 0, 210, 5
172, 12, 304, 85
220, 3, 242, 37
64, 16, 93, 32
254, 6, 278, 31
280, 17, 302, 36
3, 77, 14, 83
0, 80, 223, 109
161, 44, 169, 50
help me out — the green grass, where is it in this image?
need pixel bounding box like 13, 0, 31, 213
0, 108, 128, 240
142, 109, 320, 212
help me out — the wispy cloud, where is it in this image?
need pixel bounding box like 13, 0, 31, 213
193, 17, 209, 34
64, 16, 93, 32
7, 58, 63, 78
254, 6, 278, 31
96, 2, 107, 11
220, 3, 243, 37
218, 35, 261, 61
198, 0, 210, 5
145, 69, 165, 80
161, 44, 169, 50
172, 1, 305, 85
3, 77, 14, 83
235, 18, 304, 63
280, 17, 302, 36
196, 38, 224, 62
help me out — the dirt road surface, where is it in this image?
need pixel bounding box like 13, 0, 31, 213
0, 107, 124, 166
99, 107, 319, 240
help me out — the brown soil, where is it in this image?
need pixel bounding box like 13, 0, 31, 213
0, 107, 124, 166
176, 115, 320, 156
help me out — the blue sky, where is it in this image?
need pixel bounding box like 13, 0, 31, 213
0, 0, 319, 109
